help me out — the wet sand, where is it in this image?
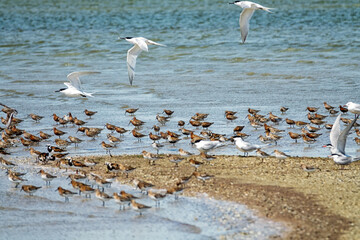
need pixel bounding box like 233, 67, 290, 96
53, 154, 360, 240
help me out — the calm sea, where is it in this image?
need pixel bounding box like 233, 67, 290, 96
0, 0, 359, 238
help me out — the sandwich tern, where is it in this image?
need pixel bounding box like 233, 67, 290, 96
56, 71, 100, 97
120, 37, 166, 85
229, 1, 272, 43
328, 113, 360, 165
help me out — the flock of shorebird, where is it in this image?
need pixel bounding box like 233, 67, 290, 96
1, 100, 360, 214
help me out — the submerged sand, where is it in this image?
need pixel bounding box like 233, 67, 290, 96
53, 154, 359, 240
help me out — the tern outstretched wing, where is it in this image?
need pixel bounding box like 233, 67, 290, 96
337, 115, 359, 154
67, 71, 100, 90
239, 8, 255, 43
127, 45, 143, 85
330, 114, 342, 151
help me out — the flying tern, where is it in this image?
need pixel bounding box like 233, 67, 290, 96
120, 37, 166, 85
55, 71, 100, 97
229, 1, 273, 43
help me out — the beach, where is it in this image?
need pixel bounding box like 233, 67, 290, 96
56, 154, 360, 240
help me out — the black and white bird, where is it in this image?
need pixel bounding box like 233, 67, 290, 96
328, 113, 360, 165
229, 1, 273, 43
120, 37, 166, 85
55, 71, 100, 97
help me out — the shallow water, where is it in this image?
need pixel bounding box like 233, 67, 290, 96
0, 0, 360, 238
0, 162, 284, 239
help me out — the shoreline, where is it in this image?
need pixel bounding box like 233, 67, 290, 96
12, 154, 360, 239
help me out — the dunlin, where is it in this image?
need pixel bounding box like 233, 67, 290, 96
179, 148, 193, 157
101, 141, 114, 156
39, 131, 52, 140
310, 119, 326, 126
302, 134, 317, 146
55, 138, 71, 147
38, 169, 57, 186
133, 179, 154, 194
129, 117, 145, 128
355, 129, 360, 137
8, 172, 27, 187
176, 175, 193, 187
29, 113, 44, 122
167, 133, 181, 145
149, 132, 161, 142
125, 108, 139, 115
84, 109, 97, 118
301, 164, 320, 177
148, 189, 166, 207
57, 186, 77, 202
113, 193, 130, 210
85, 128, 101, 139
166, 186, 184, 200
94, 176, 112, 192
323, 102, 334, 111
21, 185, 41, 196
306, 124, 320, 132
107, 134, 122, 145
53, 127, 66, 138
156, 114, 170, 125
189, 120, 201, 127
168, 155, 184, 167
115, 127, 128, 136
29, 147, 41, 160
200, 152, 216, 164
233, 125, 245, 133
280, 107, 289, 114
285, 118, 295, 128
68, 136, 83, 147
79, 185, 95, 198
73, 117, 86, 126
131, 199, 151, 215
105, 123, 116, 132
288, 132, 301, 143
295, 121, 308, 128
256, 149, 270, 162
226, 114, 238, 121
132, 129, 146, 142
178, 120, 185, 127
192, 172, 214, 185
151, 142, 164, 154
163, 109, 174, 116
152, 125, 160, 133
273, 149, 290, 161
95, 189, 112, 207
189, 158, 203, 171
19, 137, 32, 147
142, 151, 161, 165
307, 107, 319, 112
